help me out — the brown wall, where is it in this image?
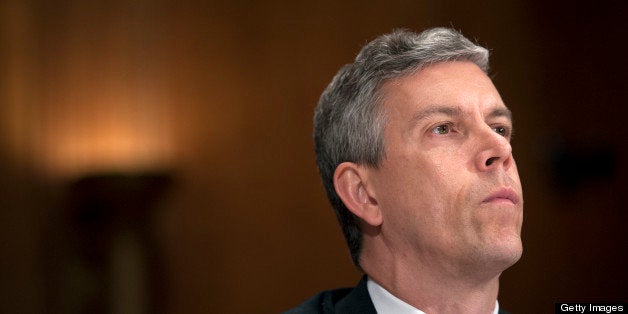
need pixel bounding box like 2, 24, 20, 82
1, 0, 626, 313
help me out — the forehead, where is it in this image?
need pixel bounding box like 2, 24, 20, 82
379, 61, 506, 118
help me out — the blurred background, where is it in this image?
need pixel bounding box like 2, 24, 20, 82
1, 0, 626, 313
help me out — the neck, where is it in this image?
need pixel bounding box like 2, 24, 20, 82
361, 238, 503, 314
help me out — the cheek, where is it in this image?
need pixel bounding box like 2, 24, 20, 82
374, 159, 438, 224
431, 157, 471, 206
411, 160, 472, 228
375, 148, 473, 223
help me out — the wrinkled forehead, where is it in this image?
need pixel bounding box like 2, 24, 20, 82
376, 61, 506, 120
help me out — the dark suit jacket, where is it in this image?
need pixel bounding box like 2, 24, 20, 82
283, 275, 510, 314
283, 276, 376, 314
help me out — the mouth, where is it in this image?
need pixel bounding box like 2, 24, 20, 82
482, 188, 519, 205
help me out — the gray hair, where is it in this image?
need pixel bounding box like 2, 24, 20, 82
313, 27, 490, 268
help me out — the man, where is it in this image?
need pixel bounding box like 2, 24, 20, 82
285, 27, 523, 314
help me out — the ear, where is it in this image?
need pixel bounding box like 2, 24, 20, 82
333, 162, 382, 227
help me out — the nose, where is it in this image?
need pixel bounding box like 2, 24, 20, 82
474, 127, 514, 172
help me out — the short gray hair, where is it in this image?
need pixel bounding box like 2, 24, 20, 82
313, 27, 490, 268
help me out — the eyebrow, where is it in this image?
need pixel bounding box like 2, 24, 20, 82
486, 107, 513, 121
409, 105, 512, 126
409, 106, 463, 126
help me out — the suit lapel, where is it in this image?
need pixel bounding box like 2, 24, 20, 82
335, 275, 377, 314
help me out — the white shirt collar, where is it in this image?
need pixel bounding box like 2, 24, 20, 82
366, 277, 500, 314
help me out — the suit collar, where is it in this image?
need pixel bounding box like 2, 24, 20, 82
335, 275, 377, 314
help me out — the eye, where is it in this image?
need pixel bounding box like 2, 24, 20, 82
492, 126, 509, 137
431, 124, 451, 135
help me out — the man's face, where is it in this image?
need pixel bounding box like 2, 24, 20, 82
368, 61, 523, 273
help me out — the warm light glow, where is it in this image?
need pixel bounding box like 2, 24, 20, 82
0, 0, 179, 179
47, 125, 173, 178
41, 92, 175, 179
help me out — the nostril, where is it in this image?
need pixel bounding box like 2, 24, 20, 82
485, 157, 498, 166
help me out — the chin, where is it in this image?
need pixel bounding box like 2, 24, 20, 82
468, 232, 523, 273
488, 235, 523, 270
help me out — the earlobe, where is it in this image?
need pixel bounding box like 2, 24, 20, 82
334, 162, 382, 227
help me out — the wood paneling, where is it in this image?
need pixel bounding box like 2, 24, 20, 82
1, 1, 625, 313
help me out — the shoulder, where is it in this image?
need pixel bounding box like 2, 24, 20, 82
282, 276, 376, 314
282, 287, 353, 314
